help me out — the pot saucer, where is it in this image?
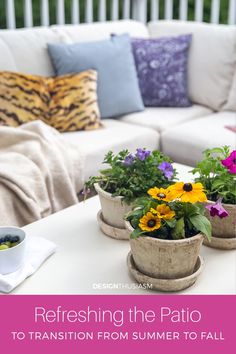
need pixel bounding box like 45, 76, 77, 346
203, 236, 236, 250
97, 210, 129, 240
127, 252, 204, 292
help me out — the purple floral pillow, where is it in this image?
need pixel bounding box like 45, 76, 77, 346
132, 34, 192, 107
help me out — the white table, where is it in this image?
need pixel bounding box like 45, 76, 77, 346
13, 164, 236, 295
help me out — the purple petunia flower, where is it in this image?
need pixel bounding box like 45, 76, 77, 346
221, 150, 236, 174
135, 148, 151, 161
81, 186, 90, 196
158, 161, 174, 180
123, 153, 135, 166
205, 199, 229, 219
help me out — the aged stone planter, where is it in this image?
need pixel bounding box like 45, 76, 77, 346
125, 221, 204, 280
94, 183, 132, 229
127, 252, 204, 292
97, 210, 129, 240
204, 202, 236, 250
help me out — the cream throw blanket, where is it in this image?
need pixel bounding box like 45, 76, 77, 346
0, 121, 84, 226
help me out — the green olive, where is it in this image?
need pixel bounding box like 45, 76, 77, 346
0, 244, 9, 250
10, 242, 20, 248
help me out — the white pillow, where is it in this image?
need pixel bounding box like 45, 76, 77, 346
0, 37, 17, 71
0, 27, 60, 76
51, 20, 149, 44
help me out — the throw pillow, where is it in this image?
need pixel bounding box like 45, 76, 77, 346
48, 70, 101, 132
0, 70, 102, 132
132, 35, 192, 107
47, 34, 144, 119
0, 71, 50, 127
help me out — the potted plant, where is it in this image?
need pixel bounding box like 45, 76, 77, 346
84, 148, 176, 230
191, 146, 236, 249
125, 181, 211, 286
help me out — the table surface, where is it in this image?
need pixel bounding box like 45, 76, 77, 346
12, 164, 236, 295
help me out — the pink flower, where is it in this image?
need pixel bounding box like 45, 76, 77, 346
206, 200, 229, 219
221, 150, 236, 174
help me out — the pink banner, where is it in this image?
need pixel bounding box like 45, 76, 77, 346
0, 295, 235, 354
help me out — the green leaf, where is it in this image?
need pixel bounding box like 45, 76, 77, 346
165, 219, 176, 228
212, 179, 225, 190
130, 228, 145, 239
183, 203, 200, 217
209, 147, 225, 155
195, 203, 205, 215
200, 160, 213, 175
125, 208, 141, 220
189, 214, 212, 241
171, 217, 185, 240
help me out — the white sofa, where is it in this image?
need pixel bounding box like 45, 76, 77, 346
0, 20, 235, 180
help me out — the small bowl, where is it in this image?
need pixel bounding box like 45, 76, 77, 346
0, 226, 26, 274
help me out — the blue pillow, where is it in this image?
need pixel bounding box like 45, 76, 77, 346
48, 34, 144, 118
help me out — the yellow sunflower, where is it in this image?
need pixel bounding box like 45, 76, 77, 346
168, 182, 207, 203
147, 187, 171, 201
151, 204, 175, 220
139, 212, 161, 232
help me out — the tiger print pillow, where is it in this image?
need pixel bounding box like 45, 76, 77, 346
0, 70, 102, 132
0, 71, 50, 127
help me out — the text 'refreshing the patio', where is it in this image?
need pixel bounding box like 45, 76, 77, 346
34, 305, 201, 327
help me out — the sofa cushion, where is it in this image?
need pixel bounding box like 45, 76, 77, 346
0, 70, 102, 132
61, 119, 160, 181
0, 39, 17, 72
47, 70, 102, 132
132, 34, 192, 107
0, 27, 60, 76
148, 20, 236, 111
52, 20, 149, 43
0, 71, 51, 127
161, 112, 236, 166
48, 34, 144, 119
119, 104, 212, 133
0, 21, 148, 77
224, 70, 236, 111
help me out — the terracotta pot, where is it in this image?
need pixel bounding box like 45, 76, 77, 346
206, 201, 236, 239
125, 221, 204, 279
94, 183, 132, 229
